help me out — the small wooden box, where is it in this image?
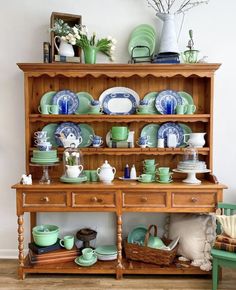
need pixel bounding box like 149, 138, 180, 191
50, 12, 82, 62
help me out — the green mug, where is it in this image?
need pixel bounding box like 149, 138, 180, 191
158, 167, 169, 174
59, 235, 74, 250
186, 104, 196, 114
176, 104, 187, 115
111, 126, 129, 141
83, 170, 91, 182
49, 104, 59, 114
90, 170, 98, 182
82, 248, 95, 260
38, 104, 50, 114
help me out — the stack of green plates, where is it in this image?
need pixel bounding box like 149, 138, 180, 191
128, 24, 156, 58
31, 150, 59, 164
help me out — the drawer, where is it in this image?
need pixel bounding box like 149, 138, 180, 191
123, 191, 167, 208
23, 192, 67, 207
171, 192, 217, 208
72, 192, 116, 207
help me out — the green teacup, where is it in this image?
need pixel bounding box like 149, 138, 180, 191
185, 104, 196, 114
136, 106, 149, 114
111, 126, 129, 141
59, 235, 74, 250
143, 164, 157, 172
83, 170, 91, 182
176, 104, 187, 115
90, 170, 98, 182
158, 167, 169, 174
38, 104, 50, 114
49, 104, 59, 114
88, 106, 102, 114
143, 159, 155, 166
138, 173, 152, 183
158, 173, 173, 182
82, 248, 95, 260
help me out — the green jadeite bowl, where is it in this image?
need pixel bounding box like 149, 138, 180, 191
32, 224, 59, 235
32, 231, 59, 246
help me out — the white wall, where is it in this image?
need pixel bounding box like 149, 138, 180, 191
0, 0, 235, 258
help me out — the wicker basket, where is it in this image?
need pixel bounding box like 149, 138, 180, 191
124, 225, 178, 266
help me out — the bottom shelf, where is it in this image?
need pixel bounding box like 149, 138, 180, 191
21, 255, 209, 276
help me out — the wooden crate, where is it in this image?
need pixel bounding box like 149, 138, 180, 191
50, 12, 82, 62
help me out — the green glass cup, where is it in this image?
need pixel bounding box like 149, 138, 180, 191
158, 173, 172, 182
143, 159, 155, 166
49, 104, 59, 114
59, 235, 74, 250
138, 173, 152, 183
38, 104, 50, 114
158, 167, 170, 174
111, 126, 129, 141
90, 170, 98, 182
83, 170, 91, 182
176, 104, 187, 115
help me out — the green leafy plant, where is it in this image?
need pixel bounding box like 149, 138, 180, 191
64, 152, 79, 166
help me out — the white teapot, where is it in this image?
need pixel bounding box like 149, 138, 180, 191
97, 160, 116, 183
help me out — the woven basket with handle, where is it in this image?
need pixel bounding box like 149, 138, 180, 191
124, 224, 178, 266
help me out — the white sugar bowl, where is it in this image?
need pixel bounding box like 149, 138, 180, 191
97, 160, 116, 183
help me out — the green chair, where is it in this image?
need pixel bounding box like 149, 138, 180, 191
211, 202, 236, 290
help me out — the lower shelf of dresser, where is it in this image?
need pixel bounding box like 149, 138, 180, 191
20, 256, 209, 277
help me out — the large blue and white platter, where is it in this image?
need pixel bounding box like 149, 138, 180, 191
52, 90, 79, 114
155, 90, 182, 114
55, 122, 81, 146
157, 122, 184, 147
99, 87, 139, 115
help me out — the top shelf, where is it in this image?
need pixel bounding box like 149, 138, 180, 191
18, 63, 221, 78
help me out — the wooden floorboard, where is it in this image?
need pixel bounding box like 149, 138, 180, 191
0, 259, 236, 290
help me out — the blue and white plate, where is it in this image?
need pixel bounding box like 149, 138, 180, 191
52, 90, 79, 114
155, 90, 182, 114
157, 122, 184, 147
103, 93, 137, 115
55, 122, 81, 146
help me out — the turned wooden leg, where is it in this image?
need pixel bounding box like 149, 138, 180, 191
17, 215, 25, 279
116, 214, 123, 279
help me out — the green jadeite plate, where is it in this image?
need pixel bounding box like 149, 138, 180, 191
31, 157, 59, 164
74, 254, 97, 267
42, 123, 58, 147
75, 92, 94, 114
128, 34, 155, 57
40, 91, 56, 107
130, 24, 156, 38
156, 180, 173, 184
60, 175, 87, 183
143, 92, 160, 114
178, 91, 194, 107
78, 124, 94, 147
95, 245, 117, 255
140, 124, 160, 147
127, 225, 147, 244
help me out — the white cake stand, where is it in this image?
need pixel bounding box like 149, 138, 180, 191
173, 169, 211, 185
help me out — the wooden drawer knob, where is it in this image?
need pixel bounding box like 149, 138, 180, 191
191, 197, 198, 203
91, 197, 98, 202
141, 196, 148, 202
40, 196, 49, 203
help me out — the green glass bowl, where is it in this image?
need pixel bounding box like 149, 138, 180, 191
33, 231, 59, 246
32, 224, 59, 235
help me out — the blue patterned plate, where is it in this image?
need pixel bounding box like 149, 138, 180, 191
55, 122, 81, 146
102, 93, 137, 115
155, 90, 182, 114
52, 90, 79, 114
157, 122, 184, 147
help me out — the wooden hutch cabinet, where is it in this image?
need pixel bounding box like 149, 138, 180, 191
12, 63, 226, 279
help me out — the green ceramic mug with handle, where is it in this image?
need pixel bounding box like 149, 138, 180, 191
111, 126, 129, 141
185, 104, 196, 114
59, 235, 74, 250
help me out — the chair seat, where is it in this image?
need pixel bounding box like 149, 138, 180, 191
211, 248, 236, 262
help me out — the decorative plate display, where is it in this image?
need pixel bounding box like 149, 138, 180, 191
42, 123, 58, 147
143, 92, 159, 114
55, 122, 81, 146
178, 91, 194, 106
40, 91, 56, 107
52, 90, 79, 114
75, 92, 94, 114
140, 124, 160, 147
78, 124, 94, 147
99, 87, 139, 110
128, 34, 155, 57
74, 254, 97, 267
157, 122, 184, 147
102, 93, 137, 115
155, 90, 182, 114
127, 225, 147, 244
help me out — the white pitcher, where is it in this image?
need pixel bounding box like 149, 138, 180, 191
167, 133, 178, 148
184, 133, 206, 148
54, 36, 75, 57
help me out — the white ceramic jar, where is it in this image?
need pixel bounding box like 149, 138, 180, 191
97, 160, 116, 183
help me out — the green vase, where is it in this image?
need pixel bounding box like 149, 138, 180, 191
83, 46, 97, 64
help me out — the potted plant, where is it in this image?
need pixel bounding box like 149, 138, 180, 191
64, 151, 83, 178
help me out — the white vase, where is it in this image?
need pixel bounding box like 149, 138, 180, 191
54, 36, 75, 57
66, 165, 83, 178
156, 13, 179, 54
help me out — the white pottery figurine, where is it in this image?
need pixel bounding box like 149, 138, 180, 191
97, 160, 116, 183
21, 174, 32, 185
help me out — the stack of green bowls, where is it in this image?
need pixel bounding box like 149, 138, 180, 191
128, 24, 156, 59
32, 224, 59, 247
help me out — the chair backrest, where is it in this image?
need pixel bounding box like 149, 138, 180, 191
218, 202, 236, 216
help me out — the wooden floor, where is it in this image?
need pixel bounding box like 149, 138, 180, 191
1, 259, 235, 290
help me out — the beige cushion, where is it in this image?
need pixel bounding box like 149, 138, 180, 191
216, 215, 236, 238
167, 214, 216, 271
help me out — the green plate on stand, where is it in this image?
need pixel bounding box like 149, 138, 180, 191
143, 92, 160, 114
78, 124, 94, 147
40, 91, 56, 107
42, 123, 58, 147
178, 91, 194, 107
140, 124, 160, 147
75, 92, 94, 114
